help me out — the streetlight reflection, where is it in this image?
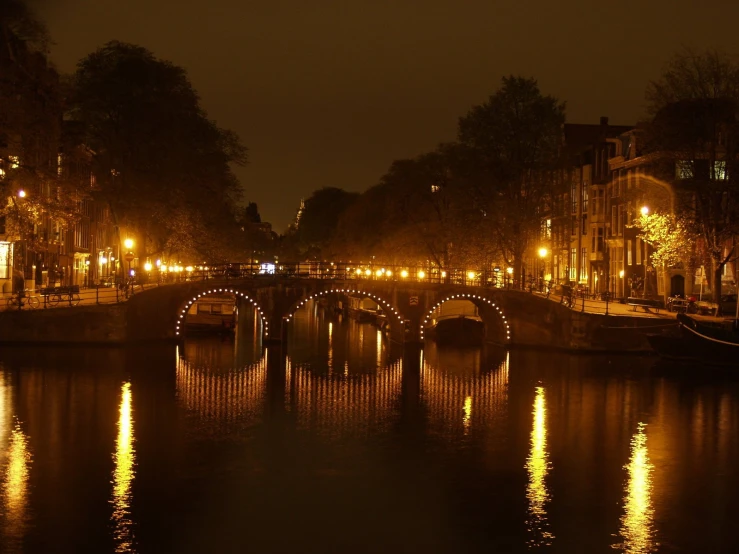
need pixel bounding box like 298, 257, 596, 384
2, 419, 31, 542
525, 386, 554, 547
615, 422, 655, 554
111, 381, 136, 553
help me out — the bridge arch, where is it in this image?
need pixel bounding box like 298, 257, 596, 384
419, 292, 511, 345
174, 287, 270, 339
284, 287, 407, 339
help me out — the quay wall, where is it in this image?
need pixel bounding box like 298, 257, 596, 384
0, 304, 128, 345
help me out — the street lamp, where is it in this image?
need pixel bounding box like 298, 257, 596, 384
538, 248, 549, 291
123, 238, 134, 282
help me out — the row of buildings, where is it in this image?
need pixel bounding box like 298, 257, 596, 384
535, 116, 736, 301
0, 143, 122, 294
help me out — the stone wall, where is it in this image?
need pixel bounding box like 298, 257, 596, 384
0, 304, 128, 344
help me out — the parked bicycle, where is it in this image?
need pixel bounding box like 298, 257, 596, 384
560, 285, 575, 308
6, 290, 40, 310
41, 285, 81, 307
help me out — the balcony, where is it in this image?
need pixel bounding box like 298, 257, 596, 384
589, 251, 604, 262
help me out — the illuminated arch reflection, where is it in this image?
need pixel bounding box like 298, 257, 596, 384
421, 346, 509, 439
176, 350, 267, 431
286, 358, 403, 437
615, 422, 656, 554
111, 381, 136, 553
525, 386, 554, 547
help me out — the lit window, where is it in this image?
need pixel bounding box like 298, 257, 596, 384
714, 161, 728, 180
676, 160, 693, 179
431, 184, 440, 193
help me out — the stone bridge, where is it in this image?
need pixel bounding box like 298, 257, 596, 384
125, 277, 590, 349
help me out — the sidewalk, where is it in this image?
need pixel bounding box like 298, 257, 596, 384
540, 291, 734, 325
0, 283, 157, 311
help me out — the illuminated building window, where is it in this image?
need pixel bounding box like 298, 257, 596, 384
713, 160, 728, 180
675, 160, 693, 180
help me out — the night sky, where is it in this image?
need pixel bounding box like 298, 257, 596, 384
30, 0, 739, 232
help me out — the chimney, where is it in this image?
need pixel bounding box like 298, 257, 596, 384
600, 116, 609, 126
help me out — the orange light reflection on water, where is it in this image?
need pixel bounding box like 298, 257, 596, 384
111, 381, 136, 553
525, 386, 553, 547
615, 422, 656, 554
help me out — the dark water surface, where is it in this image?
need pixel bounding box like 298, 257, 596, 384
1, 306, 738, 553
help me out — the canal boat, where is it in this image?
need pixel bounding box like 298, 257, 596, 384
184, 294, 237, 335
647, 313, 739, 367
347, 296, 386, 326
426, 315, 484, 345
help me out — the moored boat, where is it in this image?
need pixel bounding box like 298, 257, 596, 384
184, 293, 237, 335
647, 313, 739, 367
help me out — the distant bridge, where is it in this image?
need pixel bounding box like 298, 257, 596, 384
124, 262, 586, 349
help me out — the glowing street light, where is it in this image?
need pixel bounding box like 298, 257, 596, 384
17, 190, 26, 198
124, 238, 134, 250
400, 270, 409, 279
640, 206, 649, 216
418, 270, 426, 280
144, 261, 152, 272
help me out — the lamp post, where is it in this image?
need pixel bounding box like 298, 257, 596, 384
123, 238, 134, 285
538, 247, 548, 292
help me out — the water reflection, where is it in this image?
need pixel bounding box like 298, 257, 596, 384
525, 386, 553, 548
177, 339, 267, 432
421, 343, 509, 439
2, 418, 32, 544
111, 381, 136, 553
615, 422, 655, 554
286, 357, 403, 438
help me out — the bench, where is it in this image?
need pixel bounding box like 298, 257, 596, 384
626, 297, 662, 313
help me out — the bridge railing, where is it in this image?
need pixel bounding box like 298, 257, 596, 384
168, 262, 521, 288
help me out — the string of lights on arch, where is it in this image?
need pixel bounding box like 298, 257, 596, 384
175, 288, 268, 338
285, 289, 405, 324
420, 293, 511, 343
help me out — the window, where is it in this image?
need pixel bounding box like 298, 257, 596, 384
713, 161, 728, 180
611, 206, 617, 236
571, 215, 577, 236
541, 219, 551, 240
582, 186, 589, 213
431, 184, 440, 193
627, 240, 632, 265
570, 248, 577, 280
582, 214, 587, 235
580, 248, 587, 281
676, 160, 693, 179
636, 238, 642, 265
571, 183, 577, 213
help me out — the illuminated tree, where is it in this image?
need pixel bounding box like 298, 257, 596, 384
630, 211, 699, 271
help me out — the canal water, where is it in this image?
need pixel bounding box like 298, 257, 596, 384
0, 304, 737, 553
